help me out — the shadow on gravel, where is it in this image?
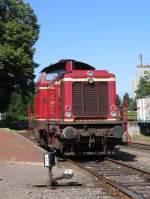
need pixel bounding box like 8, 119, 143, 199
32, 182, 83, 189
67, 150, 137, 163
109, 148, 137, 162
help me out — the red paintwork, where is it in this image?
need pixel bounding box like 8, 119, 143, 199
34, 60, 117, 122
122, 100, 131, 143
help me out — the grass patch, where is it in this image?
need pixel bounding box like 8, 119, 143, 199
127, 111, 137, 120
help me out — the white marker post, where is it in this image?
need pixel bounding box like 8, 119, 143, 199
44, 151, 74, 187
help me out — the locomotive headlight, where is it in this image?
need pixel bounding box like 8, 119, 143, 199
87, 71, 94, 77
111, 111, 117, 118
65, 111, 71, 118
88, 78, 94, 84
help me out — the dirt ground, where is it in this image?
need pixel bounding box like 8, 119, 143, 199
0, 129, 112, 199
0, 161, 109, 199
1, 128, 150, 199
131, 134, 150, 144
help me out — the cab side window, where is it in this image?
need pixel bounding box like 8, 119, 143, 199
45, 69, 65, 81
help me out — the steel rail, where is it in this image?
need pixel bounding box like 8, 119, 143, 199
17, 131, 149, 198
68, 159, 148, 199
123, 142, 150, 151
105, 157, 150, 176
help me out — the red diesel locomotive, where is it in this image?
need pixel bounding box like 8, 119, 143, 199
34, 59, 124, 154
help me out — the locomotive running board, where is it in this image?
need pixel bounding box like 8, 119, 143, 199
59, 120, 122, 125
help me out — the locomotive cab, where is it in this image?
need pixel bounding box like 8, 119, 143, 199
34, 60, 123, 155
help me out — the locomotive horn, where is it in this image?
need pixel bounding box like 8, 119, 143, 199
62, 126, 77, 139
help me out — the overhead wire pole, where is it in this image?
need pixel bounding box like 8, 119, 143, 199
139, 53, 143, 68
138, 53, 150, 68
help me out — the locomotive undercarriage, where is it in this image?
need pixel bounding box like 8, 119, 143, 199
58, 136, 122, 155
57, 124, 122, 155
34, 120, 123, 155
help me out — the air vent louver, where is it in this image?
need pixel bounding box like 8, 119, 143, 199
72, 82, 108, 117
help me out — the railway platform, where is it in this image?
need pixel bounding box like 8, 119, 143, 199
0, 128, 44, 163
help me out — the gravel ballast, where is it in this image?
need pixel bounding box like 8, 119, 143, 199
0, 161, 114, 199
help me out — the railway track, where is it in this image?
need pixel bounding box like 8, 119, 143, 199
123, 142, 150, 151
17, 131, 150, 198
68, 157, 150, 199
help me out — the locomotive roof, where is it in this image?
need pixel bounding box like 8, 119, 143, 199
41, 59, 95, 73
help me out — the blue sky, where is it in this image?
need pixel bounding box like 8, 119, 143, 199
25, 0, 150, 97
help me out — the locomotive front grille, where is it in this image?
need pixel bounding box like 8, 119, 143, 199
72, 82, 109, 118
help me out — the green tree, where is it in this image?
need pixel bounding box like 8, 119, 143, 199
129, 98, 137, 111
135, 75, 150, 98
122, 92, 137, 111
7, 91, 23, 119
0, 0, 39, 112
123, 92, 129, 103
7, 89, 34, 119
116, 94, 121, 107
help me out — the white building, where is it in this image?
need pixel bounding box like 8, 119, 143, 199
132, 64, 150, 98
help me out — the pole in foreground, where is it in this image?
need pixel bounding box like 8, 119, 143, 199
44, 150, 74, 187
